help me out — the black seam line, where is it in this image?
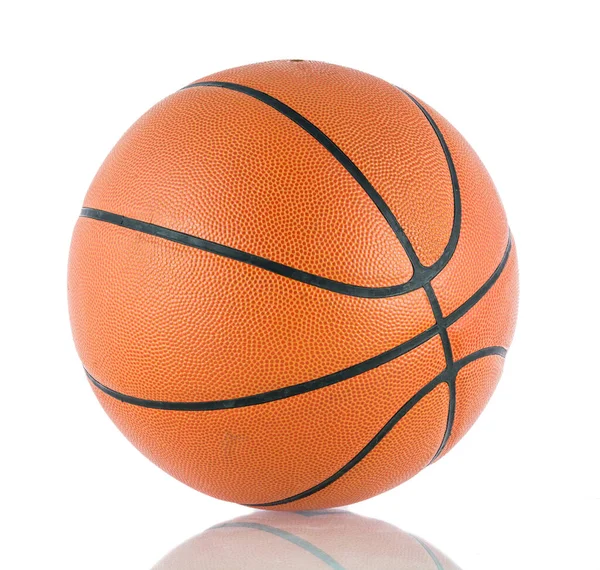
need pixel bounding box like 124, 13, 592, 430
80, 208, 409, 298
423, 283, 453, 366
442, 233, 513, 327
85, 325, 436, 411
452, 345, 508, 367
182, 80, 421, 272
423, 281, 455, 462
84, 236, 512, 411
396, 88, 462, 274
430, 375, 456, 463
208, 522, 346, 570
245, 372, 449, 508
246, 346, 507, 508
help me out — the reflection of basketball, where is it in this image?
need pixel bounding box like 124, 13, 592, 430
68, 60, 518, 509
153, 510, 463, 569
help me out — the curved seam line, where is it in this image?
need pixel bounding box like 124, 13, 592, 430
80, 208, 414, 298
84, 236, 511, 411
246, 346, 507, 508
243, 372, 449, 507
430, 378, 456, 463
85, 325, 437, 411
208, 522, 346, 570
397, 88, 462, 273
182, 80, 421, 271
442, 233, 512, 326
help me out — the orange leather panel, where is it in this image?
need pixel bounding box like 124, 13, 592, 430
201, 60, 454, 267
70, 217, 435, 402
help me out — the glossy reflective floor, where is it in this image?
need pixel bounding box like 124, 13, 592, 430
153, 510, 460, 569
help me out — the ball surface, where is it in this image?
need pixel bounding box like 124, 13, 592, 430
68, 60, 518, 509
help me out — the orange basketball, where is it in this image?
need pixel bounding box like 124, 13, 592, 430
68, 60, 518, 509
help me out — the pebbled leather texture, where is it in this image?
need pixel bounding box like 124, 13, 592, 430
68, 60, 519, 509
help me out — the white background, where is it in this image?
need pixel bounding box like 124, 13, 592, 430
1, 1, 598, 568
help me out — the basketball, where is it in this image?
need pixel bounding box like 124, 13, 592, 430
68, 60, 518, 509
152, 510, 462, 569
